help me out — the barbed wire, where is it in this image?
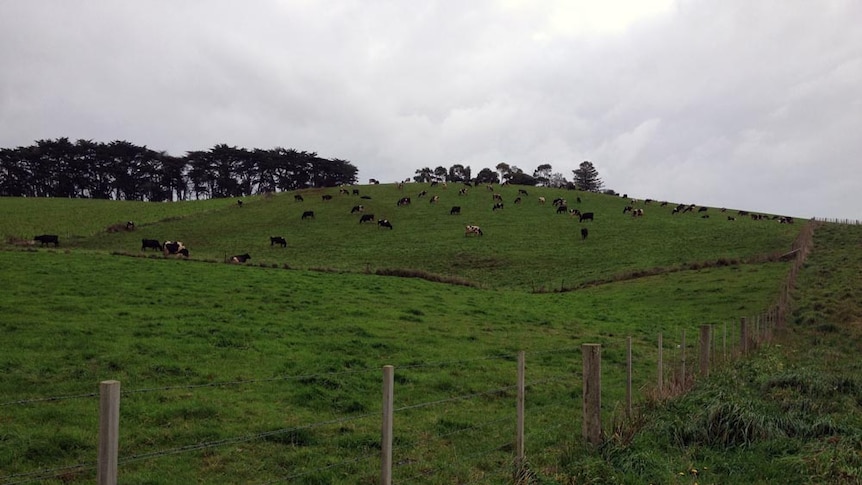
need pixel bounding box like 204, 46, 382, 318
0, 461, 95, 485
116, 411, 377, 466
0, 391, 99, 407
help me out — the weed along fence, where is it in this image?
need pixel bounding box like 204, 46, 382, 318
1, 223, 818, 484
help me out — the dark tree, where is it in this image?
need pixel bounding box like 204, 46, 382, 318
474, 167, 499, 185
413, 167, 433, 183
533, 163, 552, 186
572, 161, 604, 192
448, 163, 470, 183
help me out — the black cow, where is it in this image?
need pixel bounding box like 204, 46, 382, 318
556, 205, 568, 214
361, 195, 372, 200
237, 200, 244, 207
359, 214, 375, 223
518, 189, 528, 196
163, 241, 189, 258
579, 212, 594, 222
34, 235, 59, 246
378, 219, 393, 230
321, 194, 333, 201
141, 239, 162, 251
581, 227, 589, 240
351, 205, 364, 213
698, 206, 708, 213
270, 236, 287, 247
492, 202, 504, 211
294, 194, 304, 202
397, 197, 411, 206
230, 253, 251, 263
302, 210, 315, 220
450, 206, 461, 215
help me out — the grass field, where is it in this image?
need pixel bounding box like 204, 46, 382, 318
2, 185, 856, 484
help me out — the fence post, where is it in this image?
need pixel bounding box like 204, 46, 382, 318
699, 325, 711, 378
740, 317, 749, 355
626, 337, 632, 418
516, 351, 525, 466
582, 344, 602, 446
381, 365, 394, 485
657, 334, 663, 398
97, 380, 120, 485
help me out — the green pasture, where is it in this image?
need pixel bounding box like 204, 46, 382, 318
2, 188, 844, 484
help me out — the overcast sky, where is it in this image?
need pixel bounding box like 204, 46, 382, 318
1, 1, 859, 220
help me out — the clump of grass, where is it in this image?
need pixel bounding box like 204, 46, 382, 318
374, 268, 478, 287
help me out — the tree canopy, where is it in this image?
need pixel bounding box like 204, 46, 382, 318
0, 138, 358, 200
572, 161, 604, 192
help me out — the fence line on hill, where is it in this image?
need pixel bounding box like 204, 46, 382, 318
1, 222, 819, 485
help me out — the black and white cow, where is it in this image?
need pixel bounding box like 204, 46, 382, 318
270, 236, 287, 247
294, 194, 304, 202
378, 219, 393, 230
465, 225, 483, 236
163, 241, 189, 257
351, 205, 364, 213
34, 234, 59, 246
141, 239, 162, 251
359, 214, 375, 223
230, 253, 251, 263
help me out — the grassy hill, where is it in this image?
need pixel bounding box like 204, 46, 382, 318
2, 186, 855, 484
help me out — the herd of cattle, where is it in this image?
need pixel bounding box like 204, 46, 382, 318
28, 183, 794, 264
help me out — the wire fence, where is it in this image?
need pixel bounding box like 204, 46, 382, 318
0, 221, 819, 484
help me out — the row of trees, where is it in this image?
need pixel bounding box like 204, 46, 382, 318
413, 161, 605, 192
0, 138, 359, 201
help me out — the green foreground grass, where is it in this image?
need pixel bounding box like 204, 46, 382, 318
2, 190, 855, 484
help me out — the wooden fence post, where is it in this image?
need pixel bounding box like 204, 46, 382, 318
626, 337, 632, 418
97, 380, 120, 485
516, 351, 525, 466
657, 334, 663, 398
381, 365, 394, 485
582, 344, 602, 446
699, 325, 711, 378
740, 317, 749, 355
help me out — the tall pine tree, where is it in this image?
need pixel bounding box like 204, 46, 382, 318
572, 161, 604, 192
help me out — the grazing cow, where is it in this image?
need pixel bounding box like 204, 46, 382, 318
351, 205, 364, 213
493, 202, 504, 211
430, 181, 438, 187
230, 253, 251, 263
359, 214, 375, 223
378, 219, 393, 230
141, 238, 162, 251
321, 194, 333, 201
727, 216, 736, 221
465, 225, 484, 236
369, 178, 379, 184
702, 214, 710, 219
353, 189, 360, 195
430, 195, 439, 204
361, 195, 372, 200
339, 187, 349, 195
632, 208, 644, 217
34, 234, 59, 246
579, 212, 594, 222
623, 205, 633, 214
738, 210, 749, 216
514, 197, 522, 204
459, 188, 468, 195
556, 205, 568, 214
270, 236, 287, 247
418, 190, 427, 198
126, 221, 135, 230
302, 210, 315, 220
552, 198, 566, 207
576, 196, 582, 204
294, 194, 304, 202
237, 200, 243, 207
698, 206, 708, 213
518, 189, 528, 196
581, 227, 589, 240
163, 241, 189, 258
779, 216, 795, 224
450, 206, 461, 215
397, 197, 411, 206
538, 196, 545, 204
492, 193, 503, 202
